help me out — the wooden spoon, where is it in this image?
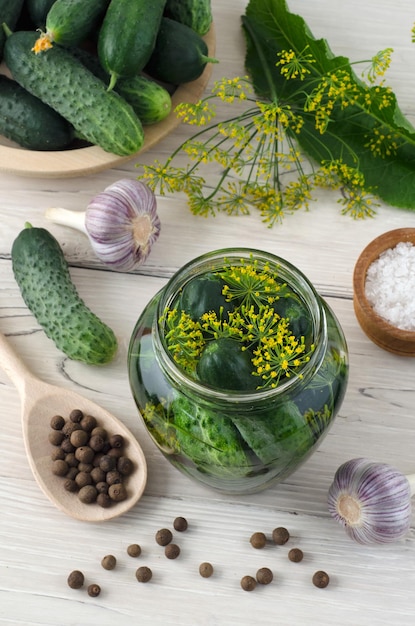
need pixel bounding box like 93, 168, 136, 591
0, 332, 147, 522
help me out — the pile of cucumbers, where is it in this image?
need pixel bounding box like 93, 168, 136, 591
0, 0, 214, 155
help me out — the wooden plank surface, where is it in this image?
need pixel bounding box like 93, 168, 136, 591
1, 1, 415, 624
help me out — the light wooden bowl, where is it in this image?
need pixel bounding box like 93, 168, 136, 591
353, 228, 415, 356
0, 27, 215, 179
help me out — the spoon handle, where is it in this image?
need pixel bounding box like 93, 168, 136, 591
0, 332, 37, 397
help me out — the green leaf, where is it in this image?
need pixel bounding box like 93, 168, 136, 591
242, 0, 415, 209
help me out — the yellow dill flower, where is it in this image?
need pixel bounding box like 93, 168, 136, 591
276, 46, 316, 80
175, 101, 216, 126
212, 76, 253, 102
362, 48, 394, 84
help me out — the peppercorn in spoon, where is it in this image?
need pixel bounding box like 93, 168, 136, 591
0, 331, 147, 522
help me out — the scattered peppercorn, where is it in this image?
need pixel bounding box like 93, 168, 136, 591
136, 566, 152, 583
249, 531, 266, 549
272, 526, 290, 545
165, 543, 180, 559
199, 562, 213, 578
101, 554, 117, 570
241, 575, 257, 591
256, 567, 273, 585
67, 570, 84, 589
173, 517, 188, 532
312, 570, 330, 588
288, 548, 304, 563
87, 583, 101, 597
127, 544, 142, 558
155, 528, 173, 546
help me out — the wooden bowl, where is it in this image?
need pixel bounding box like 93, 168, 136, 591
0, 27, 215, 179
353, 228, 415, 356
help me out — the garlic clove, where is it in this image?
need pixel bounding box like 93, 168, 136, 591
85, 179, 160, 272
327, 457, 413, 544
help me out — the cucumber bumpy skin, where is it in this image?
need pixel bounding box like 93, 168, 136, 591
0, 74, 74, 150
4, 30, 144, 156
11, 224, 118, 365
164, 0, 212, 36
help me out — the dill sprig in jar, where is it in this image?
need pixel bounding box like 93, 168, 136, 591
128, 249, 348, 494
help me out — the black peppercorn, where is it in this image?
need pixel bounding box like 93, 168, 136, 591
64, 479, 78, 493
135, 566, 152, 583
127, 544, 141, 557
256, 567, 273, 585
272, 526, 290, 545
165, 544, 180, 559
75, 471, 93, 488
117, 456, 133, 476
65, 452, 79, 468
48, 430, 65, 446
67, 570, 84, 589
97, 493, 112, 508
90, 467, 106, 484
101, 554, 117, 570
155, 528, 173, 546
62, 421, 82, 437
70, 429, 89, 448
107, 447, 123, 459
312, 570, 330, 588
90, 426, 107, 440
99, 454, 116, 473
50, 414, 65, 430
106, 470, 122, 486
60, 438, 75, 454
250, 532, 266, 549
288, 548, 304, 563
199, 562, 213, 578
75, 446, 94, 464
78, 462, 93, 474
51, 447, 65, 461
80, 414, 97, 432
89, 434, 106, 452
87, 583, 101, 597
78, 485, 97, 504
173, 516, 188, 532
66, 467, 79, 480
108, 483, 127, 502
241, 575, 256, 591
109, 434, 124, 448
52, 459, 69, 477
69, 409, 84, 423
95, 481, 109, 494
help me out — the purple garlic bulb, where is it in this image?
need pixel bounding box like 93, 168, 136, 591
328, 457, 413, 544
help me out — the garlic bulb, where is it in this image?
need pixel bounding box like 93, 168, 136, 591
45, 179, 160, 272
328, 458, 414, 544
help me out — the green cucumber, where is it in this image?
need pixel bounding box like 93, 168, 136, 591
196, 338, 258, 392
164, 0, 212, 36
145, 17, 218, 85
0, 74, 73, 150
98, 0, 166, 90
11, 224, 118, 365
33, 0, 110, 51
70, 46, 172, 125
178, 274, 232, 321
26, 0, 57, 28
0, 0, 24, 59
4, 30, 144, 156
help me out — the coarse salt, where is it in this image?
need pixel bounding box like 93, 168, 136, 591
365, 241, 415, 331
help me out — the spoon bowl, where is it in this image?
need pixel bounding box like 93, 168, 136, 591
0, 332, 147, 522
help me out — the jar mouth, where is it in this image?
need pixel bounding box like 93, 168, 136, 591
154, 248, 327, 404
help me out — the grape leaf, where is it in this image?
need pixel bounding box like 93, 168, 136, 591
242, 0, 415, 208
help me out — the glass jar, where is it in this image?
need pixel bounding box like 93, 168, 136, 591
128, 249, 348, 494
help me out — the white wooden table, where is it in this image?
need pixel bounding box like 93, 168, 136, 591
1, 1, 415, 624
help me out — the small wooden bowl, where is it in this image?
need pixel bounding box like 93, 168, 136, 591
0, 27, 215, 178
353, 228, 415, 356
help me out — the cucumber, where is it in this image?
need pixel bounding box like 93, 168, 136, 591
196, 338, 258, 391
0, 75, 74, 150
178, 274, 232, 321
26, 0, 57, 28
164, 0, 212, 36
98, 0, 166, 90
11, 224, 118, 365
32, 0, 110, 52
145, 17, 218, 85
4, 30, 144, 156
0, 0, 24, 60
70, 46, 172, 125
